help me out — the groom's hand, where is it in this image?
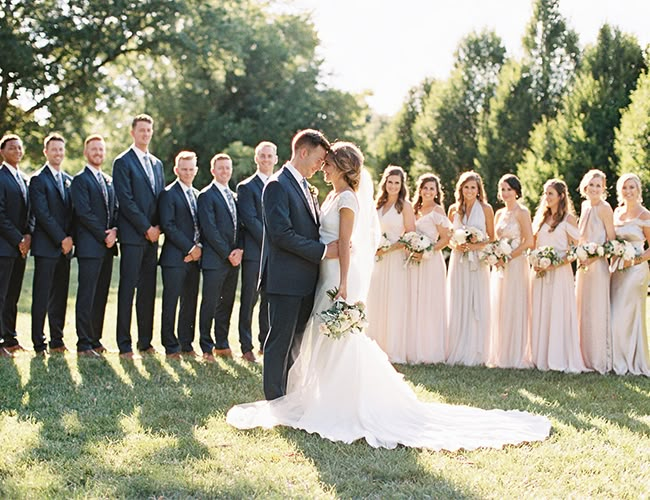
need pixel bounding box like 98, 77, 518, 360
228, 248, 243, 267
325, 240, 339, 259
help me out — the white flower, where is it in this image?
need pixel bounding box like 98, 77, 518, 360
596, 246, 605, 257
452, 228, 469, 245
539, 257, 551, 269
486, 254, 498, 266
498, 239, 512, 256
576, 246, 588, 261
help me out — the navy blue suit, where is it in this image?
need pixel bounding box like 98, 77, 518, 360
0, 164, 33, 348
112, 147, 164, 353
197, 183, 242, 354
236, 173, 269, 352
70, 167, 118, 352
158, 180, 200, 354
29, 165, 74, 352
260, 166, 325, 399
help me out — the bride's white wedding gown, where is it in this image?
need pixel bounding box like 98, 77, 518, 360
226, 190, 551, 450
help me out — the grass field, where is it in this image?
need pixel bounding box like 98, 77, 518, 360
1, 259, 649, 498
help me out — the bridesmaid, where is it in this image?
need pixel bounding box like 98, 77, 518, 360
446, 171, 494, 366
576, 170, 615, 374
366, 165, 416, 363
406, 173, 451, 364
488, 174, 534, 369
530, 179, 586, 373
610, 173, 650, 376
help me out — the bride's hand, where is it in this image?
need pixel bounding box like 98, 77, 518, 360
334, 283, 348, 301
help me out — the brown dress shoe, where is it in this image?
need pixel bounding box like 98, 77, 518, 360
140, 347, 157, 356
180, 350, 198, 358
1, 347, 15, 358
213, 348, 233, 358
257, 349, 264, 356
93, 346, 107, 354
50, 345, 69, 353
119, 352, 140, 360
166, 352, 181, 360
241, 351, 256, 363
78, 349, 101, 358
202, 352, 217, 363
5, 344, 25, 353
35, 350, 48, 357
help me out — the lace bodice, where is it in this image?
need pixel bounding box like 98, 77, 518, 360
319, 190, 359, 245
614, 212, 650, 252
579, 202, 607, 245
416, 210, 451, 244
536, 219, 579, 256
495, 209, 522, 247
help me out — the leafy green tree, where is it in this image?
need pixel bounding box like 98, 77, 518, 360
616, 69, 650, 206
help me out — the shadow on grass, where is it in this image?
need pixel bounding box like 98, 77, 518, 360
397, 363, 650, 437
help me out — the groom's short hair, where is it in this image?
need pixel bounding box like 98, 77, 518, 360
291, 129, 330, 155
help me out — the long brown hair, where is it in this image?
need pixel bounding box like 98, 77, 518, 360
453, 171, 487, 220
412, 173, 444, 215
376, 165, 408, 213
533, 178, 575, 234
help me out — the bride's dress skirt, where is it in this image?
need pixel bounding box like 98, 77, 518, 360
227, 259, 551, 451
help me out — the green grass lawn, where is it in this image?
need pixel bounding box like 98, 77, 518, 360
1, 259, 649, 498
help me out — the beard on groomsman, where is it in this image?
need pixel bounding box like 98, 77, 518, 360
236, 141, 277, 360
70, 135, 118, 357
197, 153, 243, 362
0, 134, 33, 357
29, 133, 75, 355
112, 114, 164, 359
158, 151, 202, 359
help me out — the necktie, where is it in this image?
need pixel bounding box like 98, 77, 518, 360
143, 154, 156, 191
224, 189, 237, 226
301, 178, 316, 222
187, 188, 200, 243
55, 172, 65, 198
15, 172, 27, 202
96, 172, 110, 227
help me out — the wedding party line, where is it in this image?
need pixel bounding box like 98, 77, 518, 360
0, 116, 648, 378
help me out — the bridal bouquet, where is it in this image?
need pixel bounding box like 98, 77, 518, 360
479, 238, 514, 266
451, 226, 487, 249
318, 288, 369, 340
375, 233, 392, 262
604, 237, 638, 271
528, 246, 562, 278
399, 231, 433, 266
571, 241, 606, 271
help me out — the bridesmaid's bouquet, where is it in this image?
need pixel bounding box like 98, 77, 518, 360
604, 237, 638, 271
479, 238, 514, 266
571, 241, 606, 271
528, 246, 562, 278
318, 288, 369, 340
375, 233, 393, 262
399, 231, 433, 266
451, 226, 486, 249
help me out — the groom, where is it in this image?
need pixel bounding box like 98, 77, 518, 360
260, 129, 337, 400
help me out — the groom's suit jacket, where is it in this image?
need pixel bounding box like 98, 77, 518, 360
260, 165, 325, 297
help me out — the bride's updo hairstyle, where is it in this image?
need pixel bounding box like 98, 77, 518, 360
326, 141, 364, 191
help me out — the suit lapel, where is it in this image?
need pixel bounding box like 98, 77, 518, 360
212, 184, 236, 227
128, 148, 155, 194
173, 181, 193, 220
44, 166, 66, 202
282, 168, 315, 224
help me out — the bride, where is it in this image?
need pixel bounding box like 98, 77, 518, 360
226, 142, 551, 451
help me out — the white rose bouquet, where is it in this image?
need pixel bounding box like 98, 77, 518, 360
479, 238, 514, 267
571, 241, 606, 271
451, 226, 486, 249
399, 231, 433, 266
318, 288, 369, 340
375, 232, 393, 262
528, 246, 562, 278
604, 237, 639, 271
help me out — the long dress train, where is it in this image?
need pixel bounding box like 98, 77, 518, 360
610, 215, 650, 376
227, 190, 551, 451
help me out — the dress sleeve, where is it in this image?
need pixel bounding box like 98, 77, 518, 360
337, 191, 359, 214
430, 210, 452, 229
564, 221, 580, 240
637, 218, 650, 228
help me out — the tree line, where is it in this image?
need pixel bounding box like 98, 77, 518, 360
2, 0, 649, 207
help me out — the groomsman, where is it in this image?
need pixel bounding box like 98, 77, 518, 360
112, 114, 164, 358
236, 141, 277, 360
29, 133, 74, 355
70, 135, 118, 357
0, 134, 33, 357
197, 153, 243, 362
158, 151, 201, 358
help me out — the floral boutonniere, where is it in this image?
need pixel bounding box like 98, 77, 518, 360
64, 179, 71, 188
308, 184, 318, 198
105, 177, 112, 187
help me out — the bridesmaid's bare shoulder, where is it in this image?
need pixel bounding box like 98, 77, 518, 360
596, 200, 614, 216
448, 203, 459, 219
638, 207, 650, 221
565, 213, 578, 227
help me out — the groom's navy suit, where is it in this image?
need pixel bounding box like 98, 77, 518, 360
260, 165, 325, 400
112, 147, 164, 354
29, 165, 74, 352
